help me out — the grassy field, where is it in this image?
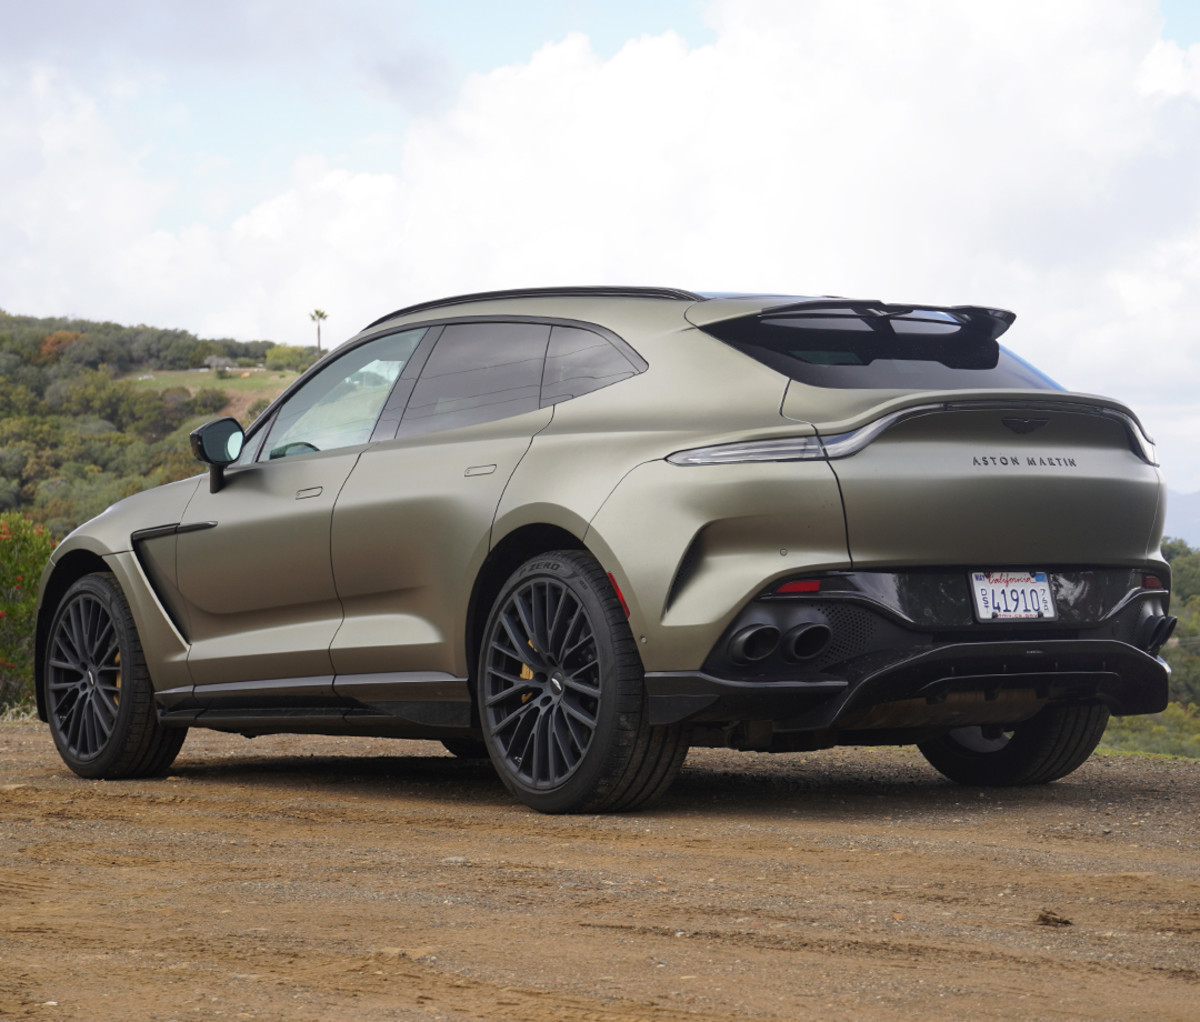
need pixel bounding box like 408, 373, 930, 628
123, 367, 299, 394
122, 367, 297, 422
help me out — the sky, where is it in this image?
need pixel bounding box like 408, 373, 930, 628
3, 0, 1200, 490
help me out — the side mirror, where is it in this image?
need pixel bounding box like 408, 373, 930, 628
189, 418, 245, 493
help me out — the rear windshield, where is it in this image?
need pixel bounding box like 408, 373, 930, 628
702, 312, 1061, 391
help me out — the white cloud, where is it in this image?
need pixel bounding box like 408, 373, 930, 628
0, 65, 173, 314
2, 0, 1200, 487
1139, 38, 1200, 98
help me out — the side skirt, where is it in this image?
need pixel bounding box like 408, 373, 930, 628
156, 671, 473, 737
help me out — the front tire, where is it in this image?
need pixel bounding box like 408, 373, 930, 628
44, 573, 185, 779
478, 550, 688, 813
917, 703, 1110, 786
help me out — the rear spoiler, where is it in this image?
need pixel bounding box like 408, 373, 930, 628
690, 298, 1017, 371
752, 299, 1016, 343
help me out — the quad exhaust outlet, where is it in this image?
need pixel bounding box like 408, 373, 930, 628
727, 620, 833, 665
782, 622, 833, 661
728, 625, 781, 663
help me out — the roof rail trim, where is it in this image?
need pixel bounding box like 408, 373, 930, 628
363, 286, 705, 331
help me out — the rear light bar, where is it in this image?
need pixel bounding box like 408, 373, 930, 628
666, 406, 944, 466
667, 401, 1159, 467
666, 436, 824, 465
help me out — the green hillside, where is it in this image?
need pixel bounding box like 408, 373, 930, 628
0, 309, 312, 536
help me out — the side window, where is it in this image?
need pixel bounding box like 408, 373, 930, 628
398, 322, 550, 436
259, 328, 426, 460
540, 325, 638, 405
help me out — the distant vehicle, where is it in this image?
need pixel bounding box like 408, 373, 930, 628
35, 287, 1174, 812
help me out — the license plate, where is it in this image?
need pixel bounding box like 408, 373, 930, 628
970, 570, 1056, 621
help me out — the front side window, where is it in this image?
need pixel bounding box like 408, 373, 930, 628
398, 322, 550, 436
260, 329, 425, 460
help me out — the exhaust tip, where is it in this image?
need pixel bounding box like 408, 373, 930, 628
1150, 615, 1178, 653
782, 622, 833, 662
728, 625, 780, 664
1136, 614, 1178, 654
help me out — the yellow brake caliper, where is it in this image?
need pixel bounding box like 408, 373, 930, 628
520, 640, 535, 700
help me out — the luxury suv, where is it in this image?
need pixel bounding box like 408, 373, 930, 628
35, 287, 1174, 812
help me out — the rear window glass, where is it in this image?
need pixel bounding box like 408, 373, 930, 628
702, 313, 1061, 391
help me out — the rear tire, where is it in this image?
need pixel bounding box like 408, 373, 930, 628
44, 573, 185, 779
917, 703, 1109, 786
478, 550, 688, 813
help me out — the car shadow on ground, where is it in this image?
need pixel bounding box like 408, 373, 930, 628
165, 740, 1108, 820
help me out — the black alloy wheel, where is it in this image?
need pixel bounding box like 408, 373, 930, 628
45, 573, 185, 779
479, 550, 687, 813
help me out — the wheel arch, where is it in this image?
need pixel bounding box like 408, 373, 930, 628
35, 549, 111, 721
465, 523, 591, 701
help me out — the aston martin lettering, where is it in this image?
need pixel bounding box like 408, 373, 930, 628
1028, 456, 1078, 467
971, 455, 1078, 467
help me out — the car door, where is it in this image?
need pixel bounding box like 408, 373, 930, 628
174, 328, 428, 692
328, 321, 553, 690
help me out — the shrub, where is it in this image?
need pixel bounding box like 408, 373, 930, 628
264, 344, 318, 372
0, 512, 56, 708
1100, 702, 1200, 759
246, 397, 272, 421
189, 388, 229, 415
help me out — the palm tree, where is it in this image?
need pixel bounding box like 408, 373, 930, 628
309, 309, 328, 353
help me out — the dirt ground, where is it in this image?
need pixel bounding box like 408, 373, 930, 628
1, 722, 1197, 1022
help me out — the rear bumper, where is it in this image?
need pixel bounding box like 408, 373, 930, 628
645, 638, 1169, 729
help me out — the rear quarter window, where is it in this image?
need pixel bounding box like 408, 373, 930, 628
540, 325, 639, 405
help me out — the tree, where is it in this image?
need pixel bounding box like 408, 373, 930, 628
36, 330, 83, 365
309, 309, 328, 354
1163, 537, 1192, 563
265, 344, 319, 372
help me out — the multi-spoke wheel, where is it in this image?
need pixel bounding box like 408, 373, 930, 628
917, 703, 1110, 786
479, 550, 688, 813
45, 573, 185, 779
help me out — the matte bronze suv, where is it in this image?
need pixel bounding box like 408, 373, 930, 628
35, 287, 1174, 812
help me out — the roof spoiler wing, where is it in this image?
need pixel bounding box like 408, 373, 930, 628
754, 299, 1016, 343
